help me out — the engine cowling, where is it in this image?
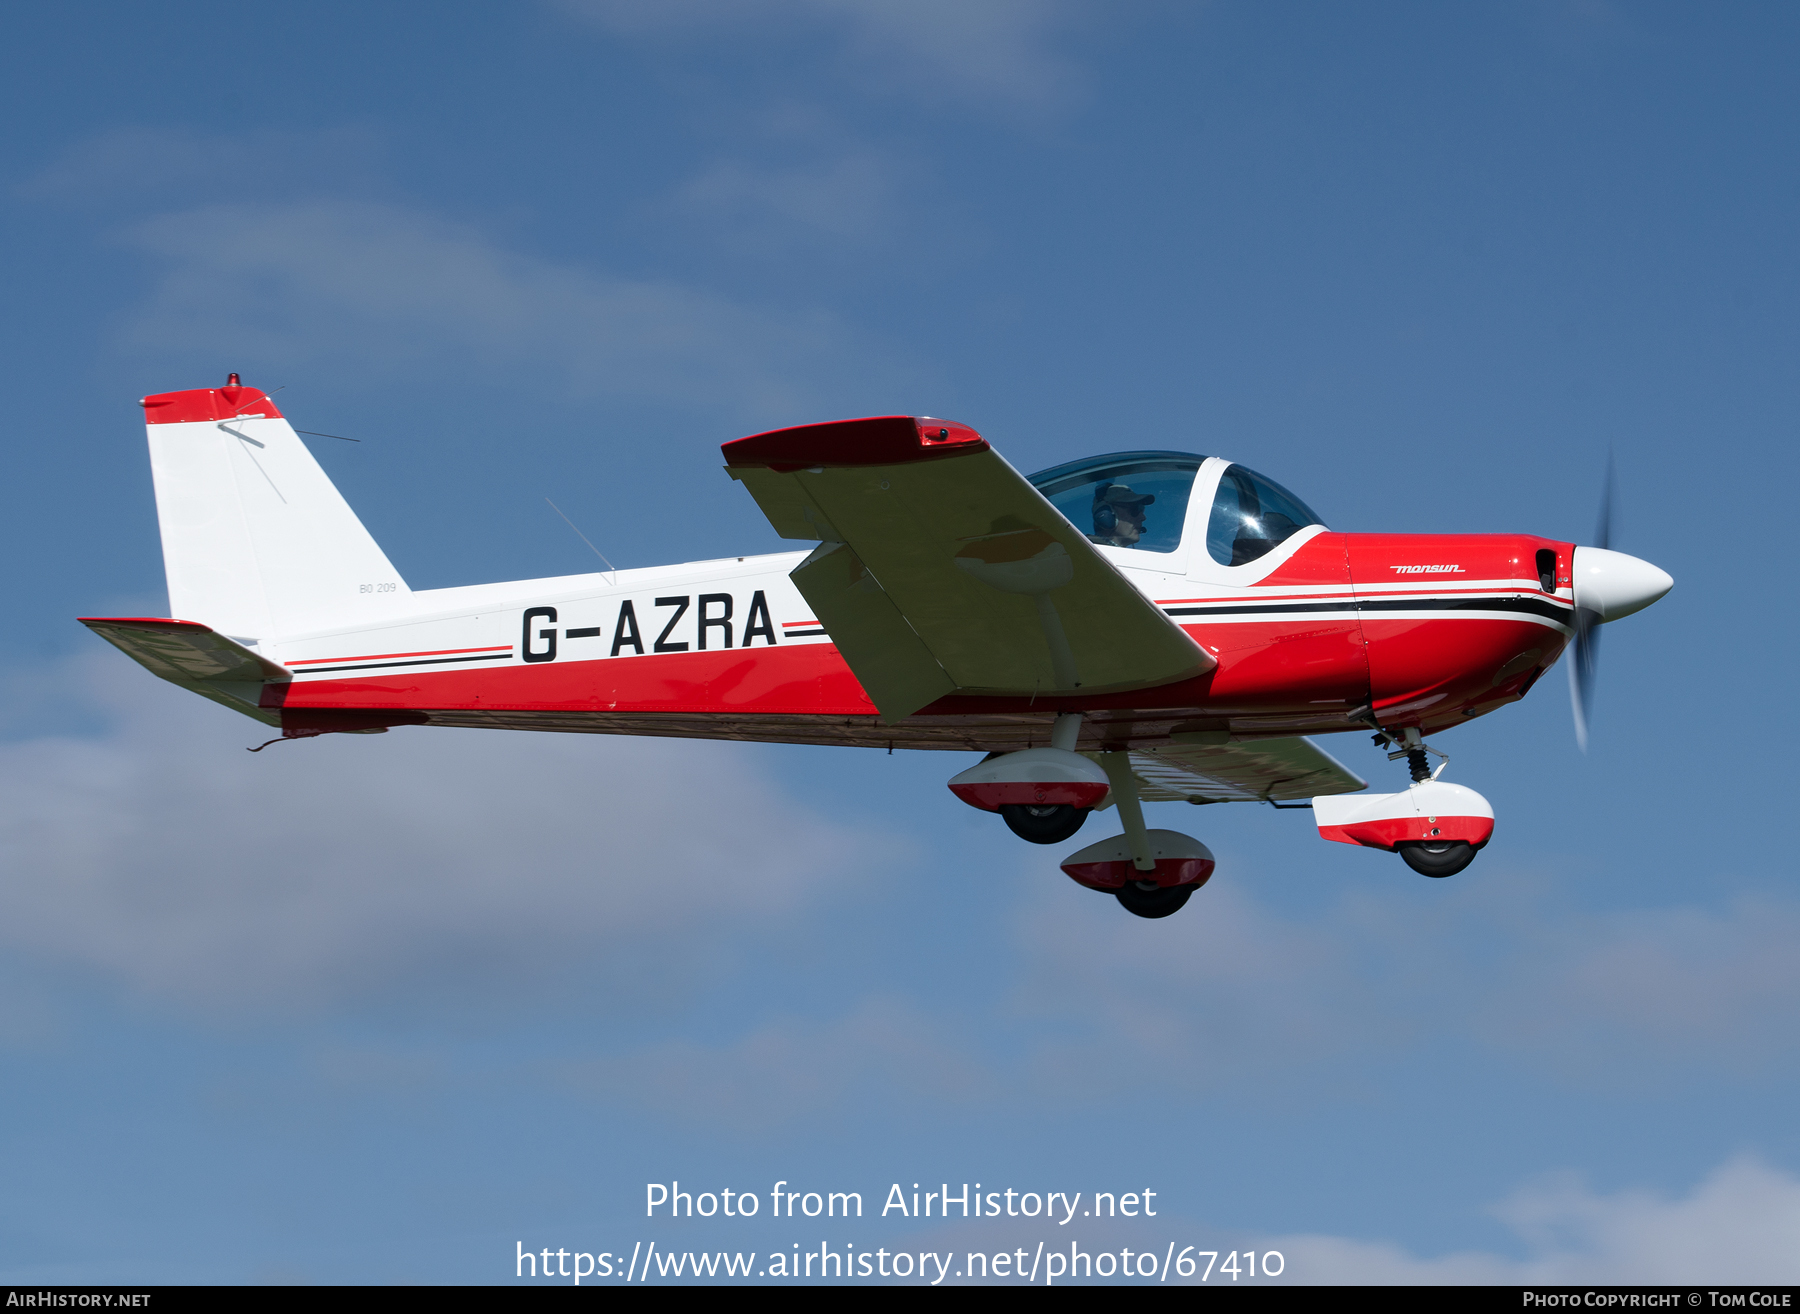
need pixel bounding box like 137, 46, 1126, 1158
946, 747, 1112, 812
1312, 780, 1495, 851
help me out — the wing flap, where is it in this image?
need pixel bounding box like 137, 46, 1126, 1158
726, 416, 1214, 719
790, 542, 958, 719
1112, 735, 1368, 803
79, 617, 287, 726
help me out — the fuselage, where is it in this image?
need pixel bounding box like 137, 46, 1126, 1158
93, 385, 1671, 916
264, 524, 1574, 754
121, 388, 1577, 755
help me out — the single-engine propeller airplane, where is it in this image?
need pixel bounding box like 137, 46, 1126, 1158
82, 378, 1672, 918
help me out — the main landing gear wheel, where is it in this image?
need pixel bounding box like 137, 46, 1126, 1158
1114, 880, 1195, 919
1000, 803, 1089, 845
1397, 840, 1478, 878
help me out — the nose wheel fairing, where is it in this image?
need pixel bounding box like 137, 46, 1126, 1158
1312, 779, 1495, 853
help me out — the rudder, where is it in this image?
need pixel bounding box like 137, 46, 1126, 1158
142, 377, 410, 642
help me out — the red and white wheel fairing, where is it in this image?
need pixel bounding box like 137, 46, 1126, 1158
1060, 830, 1216, 891
1312, 780, 1495, 852
946, 747, 1112, 812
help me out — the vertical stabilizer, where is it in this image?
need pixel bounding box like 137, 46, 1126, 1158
142, 379, 410, 642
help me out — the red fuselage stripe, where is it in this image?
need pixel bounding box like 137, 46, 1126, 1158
1155, 585, 1556, 605
1337, 586, 1560, 599
287, 644, 515, 666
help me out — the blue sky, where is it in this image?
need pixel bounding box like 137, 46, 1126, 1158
2, 0, 1797, 1284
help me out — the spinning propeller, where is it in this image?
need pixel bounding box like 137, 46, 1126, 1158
1566, 453, 1672, 750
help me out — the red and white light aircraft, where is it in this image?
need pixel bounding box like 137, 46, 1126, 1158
83, 378, 1672, 918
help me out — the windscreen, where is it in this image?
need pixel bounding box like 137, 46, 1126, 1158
1205, 464, 1325, 566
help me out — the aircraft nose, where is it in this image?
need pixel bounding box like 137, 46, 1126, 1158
1571, 546, 1673, 622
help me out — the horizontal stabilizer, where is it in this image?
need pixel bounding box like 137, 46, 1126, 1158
78, 617, 286, 726
725, 416, 1215, 719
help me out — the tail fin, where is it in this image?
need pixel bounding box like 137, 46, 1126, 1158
141, 378, 410, 641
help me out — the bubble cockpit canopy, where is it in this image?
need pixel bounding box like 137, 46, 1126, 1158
1027, 451, 1204, 555
1027, 452, 1324, 565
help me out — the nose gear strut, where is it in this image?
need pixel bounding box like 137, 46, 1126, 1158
1372, 726, 1448, 783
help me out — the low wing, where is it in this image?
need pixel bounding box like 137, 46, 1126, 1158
79, 617, 287, 726
724, 416, 1215, 720
1111, 736, 1368, 803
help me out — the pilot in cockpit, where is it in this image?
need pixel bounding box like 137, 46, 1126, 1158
1090, 482, 1155, 548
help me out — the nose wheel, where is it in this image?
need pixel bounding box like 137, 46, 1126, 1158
1396, 840, 1477, 877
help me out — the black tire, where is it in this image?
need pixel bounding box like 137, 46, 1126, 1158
999, 803, 1089, 845
1397, 840, 1477, 878
1114, 880, 1196, 919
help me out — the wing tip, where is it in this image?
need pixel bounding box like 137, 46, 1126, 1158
723, 415, 987, 471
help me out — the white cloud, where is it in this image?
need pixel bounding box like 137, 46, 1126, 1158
1478, 896, 1800, 1076
999, 868, 1800, 1100
645, 102, 965, 263
1275, 1156, 1800, 1283
0, 654, 883, 1012
19, 124, 391, 205
566, 996, 993, 1131
1009, 881, 1400, 1095
559, 0, 1083, 113
538, 855, 1800, 1133
675, 148, 910, 249
870, 1155, 1800, 1284
120, 198, 919, 419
